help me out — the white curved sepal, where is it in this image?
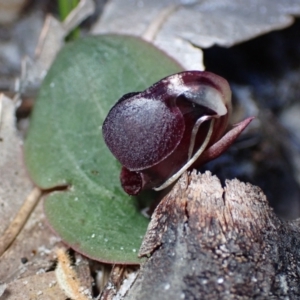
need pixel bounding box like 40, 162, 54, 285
188, 115, 216, 160
154, 118, 215, 191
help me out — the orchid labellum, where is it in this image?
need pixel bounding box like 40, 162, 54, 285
102, 71, 253, 195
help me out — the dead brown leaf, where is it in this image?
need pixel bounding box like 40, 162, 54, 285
0, 199, 62, 284
17, 0, 95, 97
1, 271, 66, 300
0, 94, 33, 237
92, 0, 300, 70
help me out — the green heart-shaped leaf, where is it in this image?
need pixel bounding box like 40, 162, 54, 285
24, 35, 183, 263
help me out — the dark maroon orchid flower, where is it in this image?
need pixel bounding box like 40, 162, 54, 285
102, 71, 253, 195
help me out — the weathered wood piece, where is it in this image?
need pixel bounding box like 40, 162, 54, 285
125, 171, 300, 299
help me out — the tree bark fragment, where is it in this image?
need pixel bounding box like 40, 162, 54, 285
124, 170, 300, 300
